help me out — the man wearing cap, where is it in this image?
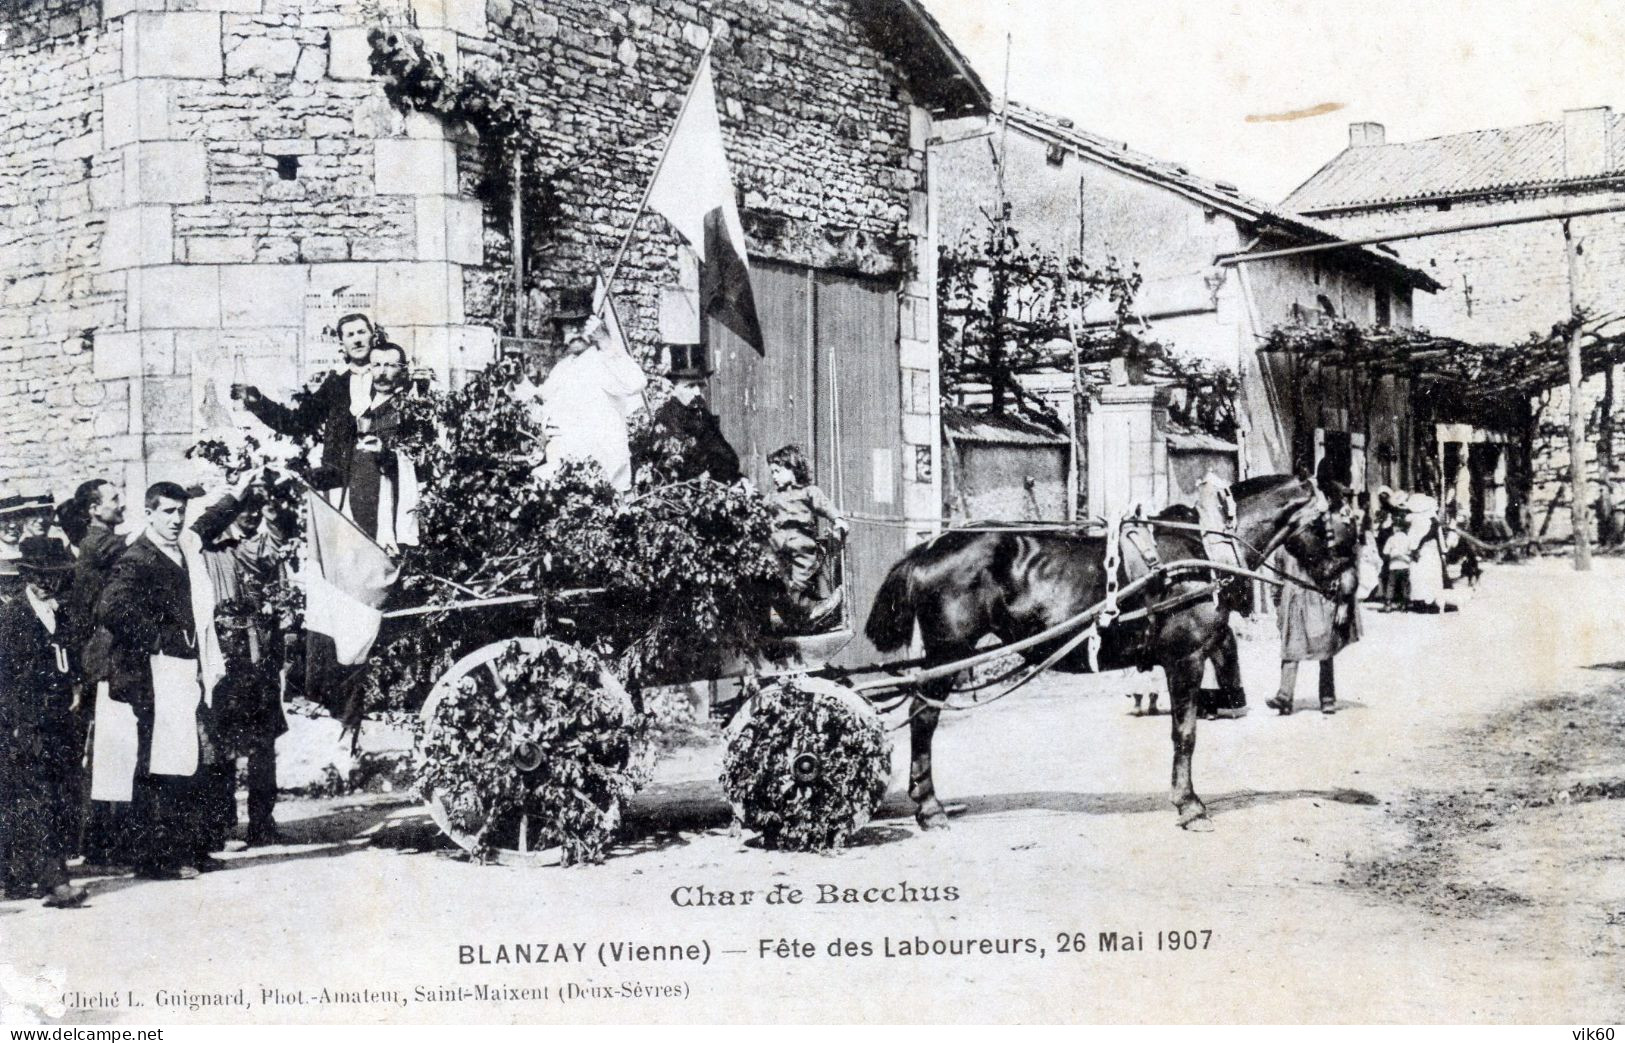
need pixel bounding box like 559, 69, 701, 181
0, 537, 90, 907
648, 343, 742, 484
532, 286, 649, 493
96, 482, 216, 880
233, 311, 376, 501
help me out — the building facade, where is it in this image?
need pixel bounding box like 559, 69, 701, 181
0, 0, 988, 658
934, 104, 1439, 517
1285, 110, 1625, 537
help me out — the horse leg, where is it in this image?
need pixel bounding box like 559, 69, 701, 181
908, 668, 957, 831
1165, 653, 1212, 831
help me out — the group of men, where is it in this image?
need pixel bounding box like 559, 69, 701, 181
0, 468, 292, 909
0, 291, 794, 911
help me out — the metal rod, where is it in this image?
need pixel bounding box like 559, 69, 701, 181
1216, 201, 1625, 266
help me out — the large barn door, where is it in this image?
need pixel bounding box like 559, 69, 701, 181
710, 262, 815, 486
710, 263, 904, 666
815, 272, 903, 665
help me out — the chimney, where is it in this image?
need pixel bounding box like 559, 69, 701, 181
1349, 122, 1386, 148
1564, 106, 1611, 179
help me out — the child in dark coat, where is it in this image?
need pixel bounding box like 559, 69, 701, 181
767, 445, 848, 632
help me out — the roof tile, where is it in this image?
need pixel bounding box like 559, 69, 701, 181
1283, 115, 1625, 212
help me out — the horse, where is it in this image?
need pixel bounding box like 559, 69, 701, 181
863, 473, 1357, 832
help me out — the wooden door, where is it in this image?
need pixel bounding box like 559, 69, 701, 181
815, 271, 903, 665
710, 262, 815, 487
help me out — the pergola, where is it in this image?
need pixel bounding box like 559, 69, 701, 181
1261, 312, 1625, 426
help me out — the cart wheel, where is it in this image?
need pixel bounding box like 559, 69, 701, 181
416, 637, 638, 866
722, 675, 891, 852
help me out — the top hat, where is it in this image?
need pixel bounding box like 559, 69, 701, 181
549, 285, 596, 325
16, 535, 74, 574
664, 342, 714, 381
0, 493, 53, 518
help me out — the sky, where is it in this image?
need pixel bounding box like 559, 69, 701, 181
920, 0, 1625, 204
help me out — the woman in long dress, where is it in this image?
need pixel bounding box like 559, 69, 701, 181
1399, 492, 1447, 611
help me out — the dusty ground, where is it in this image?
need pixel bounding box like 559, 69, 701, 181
3, 556, 1624, 1024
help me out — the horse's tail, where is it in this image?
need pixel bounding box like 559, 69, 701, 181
864, 551, 919, 653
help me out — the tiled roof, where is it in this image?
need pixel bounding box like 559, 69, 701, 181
943, 406, 1069, 446
1283, 115, 1625, 213
1006, 103, 1440, 292
851, 0, 991, 117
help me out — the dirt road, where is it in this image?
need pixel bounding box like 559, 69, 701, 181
3, 557, 1623, 1023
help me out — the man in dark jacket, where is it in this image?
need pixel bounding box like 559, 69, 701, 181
648, 343, 742, 484
0, 537, 90, 907
233, 312, 376, 499
96, 482, 215, 880
65, 479, 130, 865
191, 478, 291, 846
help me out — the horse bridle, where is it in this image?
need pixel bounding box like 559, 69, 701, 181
1125, 492, 1347, 599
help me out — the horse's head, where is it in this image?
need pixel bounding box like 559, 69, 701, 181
1280, 502, 1361, 598
1228, 474, 1318, 566
1229, 473, 1359, 595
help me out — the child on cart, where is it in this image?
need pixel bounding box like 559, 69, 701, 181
767, 444, 848, 633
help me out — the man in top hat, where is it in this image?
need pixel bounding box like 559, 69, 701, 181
0, 536, 90, 907
233, 311, 377, 502
96, 481, 218, 880
649, 343, 742, 484
530, 286, 649, 493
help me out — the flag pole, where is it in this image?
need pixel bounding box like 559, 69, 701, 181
596, 36, 717, 313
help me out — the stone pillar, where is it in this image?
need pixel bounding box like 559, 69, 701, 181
901, 103, 941, 544
97, 8, 225, 494
1086, 382, 1169, 520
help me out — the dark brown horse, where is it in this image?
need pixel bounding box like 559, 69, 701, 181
863, 474, 1356, 832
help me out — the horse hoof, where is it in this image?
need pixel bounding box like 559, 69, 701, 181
1179, 814, 1215, 833
918, 812, 952, 832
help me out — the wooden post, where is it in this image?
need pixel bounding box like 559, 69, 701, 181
511, 148, 524, 338
1563, 218, 1592, 571
1601, 364, 1616, 544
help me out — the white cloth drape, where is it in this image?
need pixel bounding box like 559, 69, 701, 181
535, 350, 648, 492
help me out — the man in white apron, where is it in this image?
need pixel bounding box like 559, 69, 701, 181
95, 482, 215, 880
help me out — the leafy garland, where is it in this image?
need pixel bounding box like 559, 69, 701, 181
416, 640, 651, 864
722, 677, 891, 852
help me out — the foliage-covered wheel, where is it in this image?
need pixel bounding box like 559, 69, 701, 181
416, 637, 649, 866
722, 675, 892, 852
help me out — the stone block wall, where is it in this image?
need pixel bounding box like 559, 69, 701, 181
0, 2, 123, 496
0, 0, 499, 499
2, 0, 945, 530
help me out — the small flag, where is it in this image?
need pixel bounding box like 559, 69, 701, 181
646, 57, 764, 354
303, 489, 398, 666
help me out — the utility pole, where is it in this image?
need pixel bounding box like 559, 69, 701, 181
1563, 217, 1592, 571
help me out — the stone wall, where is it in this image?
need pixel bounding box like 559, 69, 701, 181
0, 0, 945, 529
464, 0, 923, 360
0, 2, 121, 496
